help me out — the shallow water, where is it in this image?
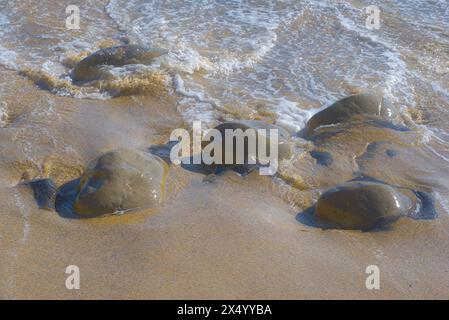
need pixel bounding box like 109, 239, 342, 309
0, 0, 448, 298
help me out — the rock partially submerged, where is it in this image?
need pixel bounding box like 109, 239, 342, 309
201, 120, 292, 174
25, 149, 169, 217
304, 93, 400, 136
74, 149, 169, 216
312, 180, 435, 231
71, 45, 168, 83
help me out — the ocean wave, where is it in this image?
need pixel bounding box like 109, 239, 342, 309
105, 0, 287, 76
0, 0, 447, 151
173, 73, 218, 124
331, 2, 414, 107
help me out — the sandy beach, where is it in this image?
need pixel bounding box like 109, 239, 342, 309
0, 70, 448, 299
0, 0, 448, 299
2, 161, 449, 299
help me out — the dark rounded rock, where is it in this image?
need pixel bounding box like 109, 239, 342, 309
74, 149, 168, 216
314, 181, 416, 230
72, 45, 168, 82
201, 120, 292, 173
305, 93, 399, 135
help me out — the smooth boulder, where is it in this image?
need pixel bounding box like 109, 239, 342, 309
305, 93, 399, 135
314, 181, 415, 230
201, 120, 292, 174
74, 149, 168, 216
72, 45, 168, 82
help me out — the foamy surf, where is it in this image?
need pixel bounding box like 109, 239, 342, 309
0, 0, 449, 300
272, 98, 321, 133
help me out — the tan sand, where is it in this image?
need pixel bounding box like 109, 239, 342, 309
1, 168, 449, 299
0, 56, 448, 300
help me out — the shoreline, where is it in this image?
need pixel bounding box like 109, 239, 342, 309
1, 65, 449, 300
0, 0, 449, 300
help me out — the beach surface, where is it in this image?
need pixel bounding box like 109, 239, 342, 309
0, 0, 448, 299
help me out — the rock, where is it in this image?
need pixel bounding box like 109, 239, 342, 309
74, 149, 168, 216
314, 181, 416, 230
71, 45, 168, 82
304, 93, 399, 136
201, 120, 292, 174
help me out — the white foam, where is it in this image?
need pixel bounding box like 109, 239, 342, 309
106, 0, 284, 77
0, 45, 18, 71
161, 47, 214, 75
273, 98, 321, 133
173, 73, 218, 125
332, 3, 414, 108
105, 0, 132, 33
173, 74, 215, 106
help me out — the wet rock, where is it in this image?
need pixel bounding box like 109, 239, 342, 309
314, 181, 416, 230
201, 120, 292, 174
304, 93, 399, 136
74, 149, 168, 216
72, 45, 168, 83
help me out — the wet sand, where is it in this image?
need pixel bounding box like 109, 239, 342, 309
1, 168, 449, 299
0, 73, 448, 299
1, 0, 449, 300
